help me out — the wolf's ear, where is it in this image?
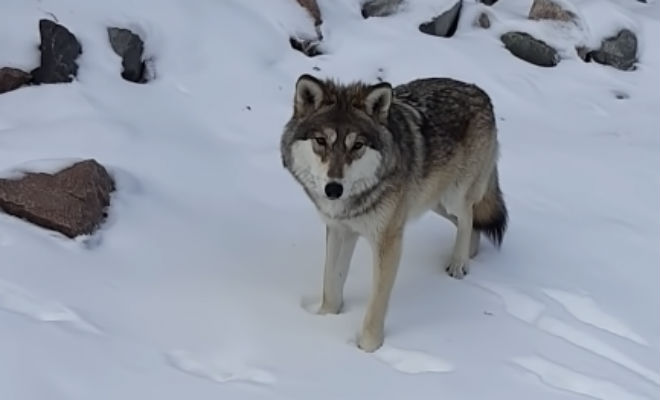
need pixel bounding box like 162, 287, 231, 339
364, 82, 392, 122
294, 74, 325, 117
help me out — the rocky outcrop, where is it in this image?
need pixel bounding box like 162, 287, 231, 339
0, 160, 115, 238
0, 67, 32, 94
108, 27, 147, 83
31, 20, 82, 84
419, 0, 462, 38
501, 31, 559, 67
529, 0, 576, 22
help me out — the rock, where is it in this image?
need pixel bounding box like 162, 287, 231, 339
107, 27, 147, 83
361, 0, 404, 18
419, 0, 462, 38
31, 20, 82, 84
529, 0, 576, 22
476, 12, 491, 29
289, 36, 322, 57
0, 160, 115, 238
0, 67, 32, 94
296, 0, 322, 27
589, 29, 637, 71
501, 31, 559, 67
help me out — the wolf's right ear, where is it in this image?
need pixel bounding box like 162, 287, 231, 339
294, 74, 324, 117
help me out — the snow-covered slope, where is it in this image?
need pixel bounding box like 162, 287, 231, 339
0, 0, 658, 399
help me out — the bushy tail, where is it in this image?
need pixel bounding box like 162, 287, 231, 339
472, 167, 508, 247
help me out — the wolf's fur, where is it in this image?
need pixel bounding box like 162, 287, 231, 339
280, 74, 508, 352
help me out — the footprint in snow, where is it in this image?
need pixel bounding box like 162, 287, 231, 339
166, 350, 276, 385
0, 279, 100, 334
470, 280, 546, 324
373, 345, 454, 374
513, 356, 649, 400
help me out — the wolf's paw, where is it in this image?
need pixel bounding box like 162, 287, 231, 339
317, 301, 342, 315
445, 259, 469, 279
357, 329, 384, 353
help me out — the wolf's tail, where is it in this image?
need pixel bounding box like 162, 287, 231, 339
472, 167, 508, 247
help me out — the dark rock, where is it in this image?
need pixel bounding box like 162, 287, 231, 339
0, 67, 32, 94
589, 29, 637, 71
419, 0, 462, 38
529, 0, 576, 22
31, 20, 82, 84
0, 160, 115, 238
108, 27, 147, 83
576, 46, 591, 62
361, 0, 404, 18
476, 12, 491, 29
289, 37, 322, 57
501, 31, 559, 67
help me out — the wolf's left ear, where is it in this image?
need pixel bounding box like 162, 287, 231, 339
364, 82, 392, 122
294, 74, 325, 117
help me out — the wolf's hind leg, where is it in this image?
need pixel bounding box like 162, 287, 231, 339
443, 201, 475, 279
433, 205, 480, 259
318, 225, 358, 315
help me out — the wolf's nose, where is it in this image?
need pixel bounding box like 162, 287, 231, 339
324, 182, 343, 199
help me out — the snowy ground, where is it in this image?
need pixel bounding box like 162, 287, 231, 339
0, 0, 658, 399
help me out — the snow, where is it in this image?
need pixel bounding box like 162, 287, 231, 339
0, 0, 658, 399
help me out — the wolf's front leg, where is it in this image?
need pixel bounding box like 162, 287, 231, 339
318, 225, 358, 315
358, 225, 404, 352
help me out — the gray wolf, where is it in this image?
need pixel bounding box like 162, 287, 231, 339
280, 73, 508, 352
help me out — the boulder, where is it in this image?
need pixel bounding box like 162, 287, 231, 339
501, 31, 559, 67
589, 29, 637, 71
108, 27, 147, 83
529, 0, 576, 22
361, 0, 404, 18
0, 160, 115, 238
0, 67, 32, 94
31, 20, 82, 84
419, 0, 462, 38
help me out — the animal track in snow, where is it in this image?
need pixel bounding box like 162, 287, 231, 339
514, 356, 649, 400
0, 279, 100, 334
542, 288, 648, 346
538, 316, 660, 386
166, 350, 276, 385
373, 345, 454, 374
471, 280, 545, 324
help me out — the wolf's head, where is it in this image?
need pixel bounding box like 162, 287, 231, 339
280, 74, 394, 207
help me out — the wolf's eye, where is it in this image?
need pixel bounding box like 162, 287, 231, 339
352, 142, 365, 151
314, 137, 327, 146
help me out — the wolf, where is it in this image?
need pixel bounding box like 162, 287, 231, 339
280, 73, 508, 352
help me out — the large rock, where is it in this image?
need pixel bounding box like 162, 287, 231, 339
0, 160, 115, 238
108, 27, 147, 83
589, 29, 637, 71
501, 31, 559, 67
361, 0, 404, 18
419, 0, 462, 38
0, 67, 32, 94
31, 20, 82, 84
529, 0, 576, 22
